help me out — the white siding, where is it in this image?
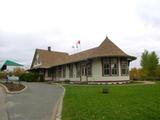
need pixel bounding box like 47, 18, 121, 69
90, 58, 129, 81
44, 69, 52, 81
44, 58, 130, 82
6, 66, 24, 72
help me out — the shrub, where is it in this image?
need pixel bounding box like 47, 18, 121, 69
13, 68, 25, 77
80, 81, 88, 84
19, 72, 40, 82
0, 72, 6, 79
64, 79, 70, 84
39, 74, 44, 82
130, 68, 141, 80
102, 86, 109, 94
130, 67, 160, 81
155, 67, 160, 80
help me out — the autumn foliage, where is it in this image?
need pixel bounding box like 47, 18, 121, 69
13, 68, 25, 77
130, 50, 160, 81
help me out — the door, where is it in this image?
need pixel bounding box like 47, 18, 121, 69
52, 70, 56, 81
81, 66, 87, 81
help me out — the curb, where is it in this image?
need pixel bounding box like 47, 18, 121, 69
51, 83, 65, 120
0, 83, 28, 94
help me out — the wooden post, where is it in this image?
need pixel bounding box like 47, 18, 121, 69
80, 62, 82, 82
86, 60, 89, 84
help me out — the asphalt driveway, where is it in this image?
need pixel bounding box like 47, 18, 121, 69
5, 82, 63, 120
0, 86, 8, 120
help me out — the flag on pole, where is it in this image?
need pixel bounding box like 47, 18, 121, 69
76, 40, 80, 48
76, 40, 80, 44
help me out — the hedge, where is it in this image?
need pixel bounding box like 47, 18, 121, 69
19, 73, 44, 82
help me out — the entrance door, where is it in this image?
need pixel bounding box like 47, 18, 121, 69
81, 66, 87, 81
52, 70, 56, 81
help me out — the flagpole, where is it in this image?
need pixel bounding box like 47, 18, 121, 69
77, 45, 78, 53
72, 45, 75, 54
80, 42, 81, 52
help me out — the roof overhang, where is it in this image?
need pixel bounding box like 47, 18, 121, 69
28, 67, 47, 71
48, 55, 137, 69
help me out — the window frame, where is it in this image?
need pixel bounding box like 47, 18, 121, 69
58, 67, 62, 78
47, 69, 52, 77
76, 63, 81, 78
69, 64, 73, 78
87, 61, 92, 77
121, 59, 129, 76
102, 58, 111, 76
102, 58, 119, 76
110, 58, 118, 76
62, 66, 66, 78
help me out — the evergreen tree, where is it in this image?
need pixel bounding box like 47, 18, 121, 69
148, 51, 159, 76
141, 50, 149, 70
140, 50, 159, 79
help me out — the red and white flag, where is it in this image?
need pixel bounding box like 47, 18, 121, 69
76, 40, 80, 48
76, 40, 80, 45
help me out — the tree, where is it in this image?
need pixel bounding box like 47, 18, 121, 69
13, 68, 25, 77
0, 72, 5, 79
141, 50, 149, 71
155, 65, 160, 80
130, 68, 141, 80
140, 50, 159, 80
148, 51, 159, 76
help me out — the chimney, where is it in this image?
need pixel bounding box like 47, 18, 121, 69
48, 46, 51, 51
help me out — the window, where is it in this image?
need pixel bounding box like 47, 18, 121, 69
47, 70, 52, 77
57, 67, 61, 78
87, 62, 92, 76
102, 58, 118, 76
80, 61, 92, 76
81, 66, 86, 76
111, 58, 118, 75
102, 58, 110, 76
69, 64, 73, 78
62, 66, 66, 78
121, 59, 129, 75
76, 63, 80, 77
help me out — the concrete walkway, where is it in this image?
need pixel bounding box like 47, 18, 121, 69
3, 82, 63, 120
143, 81, 155, 84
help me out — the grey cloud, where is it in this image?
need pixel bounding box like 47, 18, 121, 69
0, 31, 46, 66
137, 0, 160, 27
0, 30, 71, 67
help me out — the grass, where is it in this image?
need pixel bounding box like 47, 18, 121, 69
62, 83, 160, 120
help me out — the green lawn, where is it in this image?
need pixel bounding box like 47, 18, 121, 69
62, 83, 160, 120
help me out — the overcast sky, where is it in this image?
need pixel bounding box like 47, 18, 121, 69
0, 0, 160, 68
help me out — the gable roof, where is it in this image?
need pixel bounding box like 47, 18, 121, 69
30, 36, 136, 69
30, 49, 69, 68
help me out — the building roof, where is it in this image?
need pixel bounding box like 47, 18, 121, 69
30, 49, 69, 69
0, 60, 23, 71
4, 60, 23, 66
30, 36, 136, 69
